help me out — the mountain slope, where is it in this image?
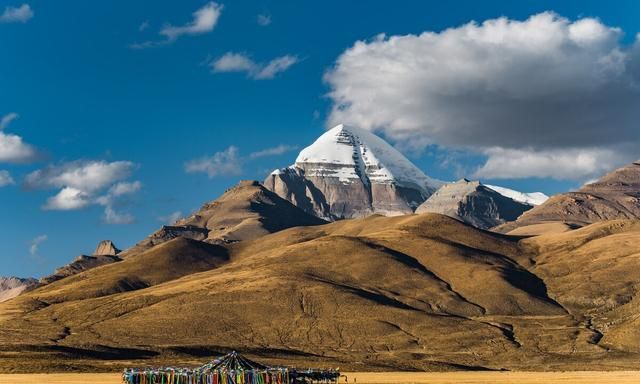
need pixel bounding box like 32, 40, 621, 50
265, 124, 442, 220
497, 161, 640, 233
121, 180, 326, 256
520, 220, 640, 351
24, 237, 229, 303
416, 179, 533, 229
2, 213, 619, 373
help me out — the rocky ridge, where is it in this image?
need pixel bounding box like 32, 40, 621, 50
416, 179, 534, 229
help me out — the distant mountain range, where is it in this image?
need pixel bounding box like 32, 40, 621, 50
2, 126, 640, 372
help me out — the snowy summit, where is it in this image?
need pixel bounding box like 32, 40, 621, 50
294, 124, 443, 192
265, 124, 442, 219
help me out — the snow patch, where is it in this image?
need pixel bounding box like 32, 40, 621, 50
485, 184, 549, 206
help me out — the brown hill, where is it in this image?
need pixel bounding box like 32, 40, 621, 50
497, 161, 640, 233
121, 180, 326, 257
4, 213, 640, 372
520, 220, 640, 351
28, 237, 228, 303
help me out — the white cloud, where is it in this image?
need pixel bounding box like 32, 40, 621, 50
257, 14, 271, 26
25, 160, 136, 192
160, 2, 222, 42
130, 3, 222, 48
211, 52, 298, 80
27, 160, 140, 223
212, 52, 257, 73
159, 211, 183, 224
103, 206, 135, 225
94, 181, 141, 225
107, 181, 142, 197
186, 144, 298, 178
0, 4, 33, 24
95, 180, 142, 206
185, 146, 242, 178
325, 12, 640, 180
255, 55, 298, 79
0, 131, 37, 163
29, 234, 47, 256
0, 113, 18, 130
473, 147, 627, 180
249, 144, 298, 159
0, 170, 14, 187
0, 113, 38, 163
43, 187, 91, 210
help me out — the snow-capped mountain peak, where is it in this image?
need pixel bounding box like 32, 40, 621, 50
294, 124, 442, 192
265, 124, 442, 220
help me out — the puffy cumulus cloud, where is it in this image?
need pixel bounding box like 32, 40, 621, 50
0, 113, 38, 163
185, 146, 242, 178
325, 12, 640, 180
26, 160, 141, 224
212, 52, 257, 73
24, 160, 136, 192
0, 4, 33, 24
43, 187, 91, 210
210, 52, 298, 80
0, 170, 15, 186
472, 147, 627, 180
160, 2, 222, 42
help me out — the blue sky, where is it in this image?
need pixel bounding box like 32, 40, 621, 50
1, 0, 639, 278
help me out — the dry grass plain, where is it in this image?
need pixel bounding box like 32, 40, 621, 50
2, 372, 640, 384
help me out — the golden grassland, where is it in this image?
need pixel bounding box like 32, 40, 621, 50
2, 372, 640, 384
4, 215, 640, 371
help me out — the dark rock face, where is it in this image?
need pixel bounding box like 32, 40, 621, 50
416, 179, 533, 229
497, 161, 640, 232
265, 125, 441, 220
